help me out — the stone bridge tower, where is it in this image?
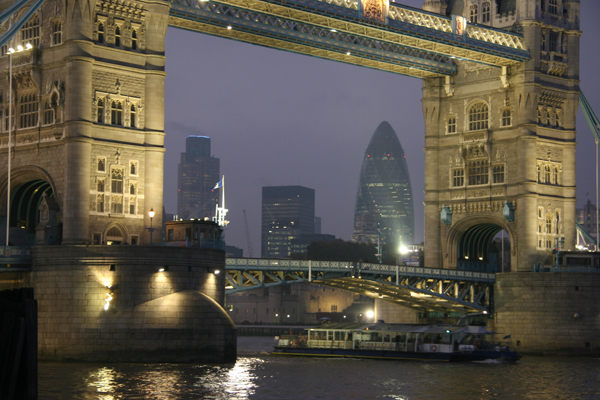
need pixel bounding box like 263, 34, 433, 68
422, 0, 580, 271
0, 0, 169, 245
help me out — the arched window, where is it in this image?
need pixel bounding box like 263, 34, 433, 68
130, 161, 137, 175
468, 102, 488, 131
545, 215, 552, 233
130, 183, 136, 195
98, 23, 105, 43
553, 166, 559, 185
132, 29, 138, 50
470, 5, 478, 23
130, 104, 136, 128
544, 164, 551, 183
111, 101, 122, 125
97, 99, 104, 123
98, 179, 105, 192
115, 26, 121, 47
482, 3, 491, 23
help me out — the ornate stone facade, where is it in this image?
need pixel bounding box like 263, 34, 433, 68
422, 0, 580, 271
0, 0, 169, 245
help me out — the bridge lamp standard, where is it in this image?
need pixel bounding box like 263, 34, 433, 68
6, 43, 33, 246
146, 208, 155, 245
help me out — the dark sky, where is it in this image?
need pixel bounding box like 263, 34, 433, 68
163, 0, 600, 256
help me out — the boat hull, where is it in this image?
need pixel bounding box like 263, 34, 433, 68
273, 346, 520, 363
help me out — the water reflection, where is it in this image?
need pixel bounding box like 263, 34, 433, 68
194, 357, 261, 399
87, 367, 123, 399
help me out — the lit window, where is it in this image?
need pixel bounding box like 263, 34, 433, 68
482, 3, 491, 23
470, 5, 478, 23
20, 93, 38, 128
468, 160, 489, 185
468, 102, 488, 131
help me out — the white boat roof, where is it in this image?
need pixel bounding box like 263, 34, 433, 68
307, 322, 468, 334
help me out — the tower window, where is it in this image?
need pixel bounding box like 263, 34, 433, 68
502, 109, 512, 127
468, 160, 489, 186
452, 168, 464, 187
19, 93, 38, 128
130, 104, 136, 128
43, 101, 54, 125
447, 116, 456, 134
97, 99, 104, 123
98, 179, 105, 192
115, 26, 121, 47
111, 168, 124, 193
548, 0, 558, 15
97, 195, 104, 212
132, 29, 138, 50
20, 14, 40, 48
98, 23, 105, 43
492, 164, 505, 184
482, 3, 491, 23
468, 102, 489, 131
470, 5, 478, 23
111, 101, 122, 126
549, 31, 558, 52
52, 21, 62, 45
98, 157, 106, 172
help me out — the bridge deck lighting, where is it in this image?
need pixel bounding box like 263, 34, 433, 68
214, 269, 220, 275
346, 51, 351, 55
227, 25, 232, 30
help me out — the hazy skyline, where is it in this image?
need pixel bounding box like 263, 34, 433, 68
163, 0, 600, 255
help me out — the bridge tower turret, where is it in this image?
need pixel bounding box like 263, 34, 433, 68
0, 0, 170, 245
422, 0, 580, 272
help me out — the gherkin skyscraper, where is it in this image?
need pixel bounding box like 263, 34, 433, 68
351, 121, 415, 246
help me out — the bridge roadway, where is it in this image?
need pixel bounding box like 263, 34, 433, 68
226, 257, 495, 313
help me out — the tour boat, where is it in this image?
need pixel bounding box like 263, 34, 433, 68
273, 315, 520, 363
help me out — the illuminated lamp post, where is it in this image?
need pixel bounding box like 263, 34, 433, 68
6, 43, 33, 246
146, 207, 155, 245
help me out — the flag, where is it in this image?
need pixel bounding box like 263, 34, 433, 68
212, 179, 223, 191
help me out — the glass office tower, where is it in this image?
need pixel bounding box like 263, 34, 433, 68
351, 121, 415, 246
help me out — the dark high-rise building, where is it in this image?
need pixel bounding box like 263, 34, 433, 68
177, 136, 220, 220
351, 121, 415, 246
262, 186, 315, 258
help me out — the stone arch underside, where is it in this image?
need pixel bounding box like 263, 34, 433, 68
445, 216, 514, 271
0, 166, 59, 217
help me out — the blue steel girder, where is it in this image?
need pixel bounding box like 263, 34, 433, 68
169, 1, 454, 77
0, 0, 46, 48
225, 258, 494, 312
168, 0, 529, 78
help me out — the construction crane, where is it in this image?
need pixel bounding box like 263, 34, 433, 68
243, 210, 254, 258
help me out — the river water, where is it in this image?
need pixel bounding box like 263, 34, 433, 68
39, 337, 600, 399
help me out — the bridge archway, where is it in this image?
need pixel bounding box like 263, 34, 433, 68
446, 217, 514, 273
103, 223, 130, 245
0, 167, 60, 246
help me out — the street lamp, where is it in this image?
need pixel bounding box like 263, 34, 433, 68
146, 207, 155, 245
6, 42, 33, 246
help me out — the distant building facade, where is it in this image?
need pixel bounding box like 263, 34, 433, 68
262, 186, 315, 258
177, 136, 220, 220
577, 200, 598, 242
352, 121, 415, 246
290, 233, 336, 256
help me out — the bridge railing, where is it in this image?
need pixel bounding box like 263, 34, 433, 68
315, 0, 525, 50
226, 258, 496, 282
